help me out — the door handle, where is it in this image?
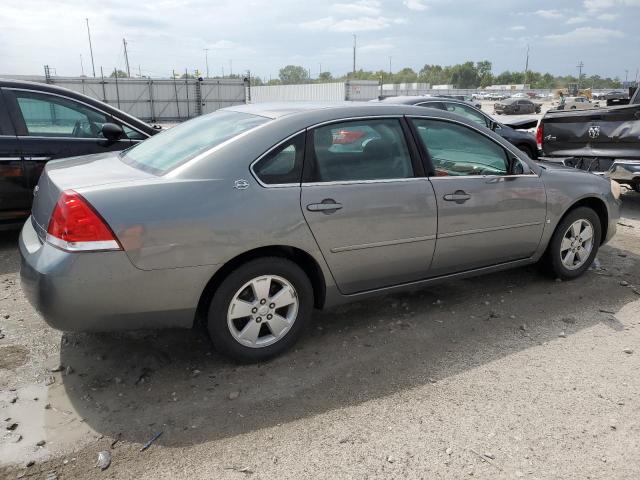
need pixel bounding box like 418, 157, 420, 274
443, 190, 471, 204
306, 199, 343, 214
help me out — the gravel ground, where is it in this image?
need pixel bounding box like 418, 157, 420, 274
1, 191, 639, 480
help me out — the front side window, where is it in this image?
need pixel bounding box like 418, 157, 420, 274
309, 119, 413, 182
253, 133, 304, 185
411, 119, 509, 176
120, 110, 269, 174
121, 124, 147, 140
442, 102, 488, 127
14, 91, 108, 138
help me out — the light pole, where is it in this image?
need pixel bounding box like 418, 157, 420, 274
204, 49, 210, 78
85, 18, 96, 77
352, 34, 357, 75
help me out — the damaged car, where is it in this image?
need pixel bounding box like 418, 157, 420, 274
538, 87, 640, 192
494, 98, 541, 115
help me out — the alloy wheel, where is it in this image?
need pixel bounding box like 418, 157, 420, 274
560, 219, 594, 270
227, 275, 299, 348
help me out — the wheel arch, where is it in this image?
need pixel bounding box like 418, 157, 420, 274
558, 196, 609, 245
195, 245, 327, 327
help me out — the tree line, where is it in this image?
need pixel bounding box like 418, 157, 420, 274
257, 61, 623, 89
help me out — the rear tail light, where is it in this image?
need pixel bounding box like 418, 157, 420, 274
536, 121, 543, 151
46, 190, 121, 252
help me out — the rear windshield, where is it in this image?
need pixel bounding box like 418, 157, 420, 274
120, 110, 269, 174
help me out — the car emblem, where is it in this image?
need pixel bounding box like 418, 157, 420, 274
588, 125, 600, 139
33, 185, 39, 196
234, 179, 250, 190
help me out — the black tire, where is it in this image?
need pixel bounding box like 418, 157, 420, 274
633, 183, 640, 193
207, 257, 313, 362
517, 144, 535, 159
542, 207, 602, 280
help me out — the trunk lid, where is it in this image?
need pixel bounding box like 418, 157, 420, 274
31, 151, 154, 240
541, 103, 640, 159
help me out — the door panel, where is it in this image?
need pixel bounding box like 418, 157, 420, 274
429, 176, 546, 274
302, 180, 437, 293
5, 89, 133, 190
301, 118, 437, 294
0, 91, 30, 223
411, 117, 546, 275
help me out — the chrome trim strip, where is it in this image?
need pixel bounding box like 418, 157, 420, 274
437, 221, 543, 239
306, 115, 404, 130
16, 136, 113, 141
331, 235, 436, 253
0, 157, 21, 161
46, 234, 120, 252
302, 177, 425, 187
24, 156, 51, 161
249, 129, 306, 188
5, 87, 150, 138
428, 174, 538, 180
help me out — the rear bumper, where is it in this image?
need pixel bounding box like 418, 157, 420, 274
19, 217, 218, 332
539, 156, 640, 185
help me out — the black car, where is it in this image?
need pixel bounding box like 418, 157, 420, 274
494, 97, 541, 115
379, 96, 539, 159
0, 79, 159, 229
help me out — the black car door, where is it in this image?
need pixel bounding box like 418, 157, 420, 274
0, 90, 31, 225
2, 88, 134, 191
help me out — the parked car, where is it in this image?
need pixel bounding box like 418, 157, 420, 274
486, 92, 510, 101
494, 98, 541, 115
554, 96, 600, 111
0, 79, 159, 229
379, 96, 539, 158
538, 87, 640, 192
20, 103, 620, 362
430, 94, 482, 110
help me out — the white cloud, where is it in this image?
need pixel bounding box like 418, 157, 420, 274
333, 0, 381, 16
535, 9, 564, 19
509, 25, 526, 31
403, 0, 429, 11
566, 16, 588, 24
359, 42, 393, 52
300, 16, 392, 32
598, 12, 620, 19
545, 26, 624, 44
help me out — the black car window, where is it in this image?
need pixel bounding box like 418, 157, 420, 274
309, 119, 413, 182
416, 101, 447, 111
14, 91, 108, 138
411, 118, 509, 177
442, 102, 488, 127
253, 133, 304, 185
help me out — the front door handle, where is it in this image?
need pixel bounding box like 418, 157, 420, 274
306, 199, 343, 214
443, 190, 471, 204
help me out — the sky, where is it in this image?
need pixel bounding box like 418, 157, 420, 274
1, 0, 639, 81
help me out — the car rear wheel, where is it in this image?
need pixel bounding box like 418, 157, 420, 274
207, 257, 313, 362
543, 207, 601, 280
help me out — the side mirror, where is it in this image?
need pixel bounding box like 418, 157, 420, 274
101, 123, 124, 142
489, 120, 498, 131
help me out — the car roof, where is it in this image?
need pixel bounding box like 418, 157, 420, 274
0, 78, 155, 133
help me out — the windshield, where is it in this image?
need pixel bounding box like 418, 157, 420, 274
120, 110, 270, 174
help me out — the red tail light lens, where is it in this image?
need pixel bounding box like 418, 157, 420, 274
46, 190, 121, 252
536, 121, 543, 151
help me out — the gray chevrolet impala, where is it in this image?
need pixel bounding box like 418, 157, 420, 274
19, 103, 620, 362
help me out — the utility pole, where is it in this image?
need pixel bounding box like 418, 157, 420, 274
352, 34, 357, 75
524, 44, 530, 85
389, 56, 392, 76
577, 61, 584, 88
86, 18, 96, 77
80, 54, 85, 76
625, 69, 629, 82
229, 59, 233, 77
138, 65, 142, 77
123, 38, 131, 77
204, 49, 210, 78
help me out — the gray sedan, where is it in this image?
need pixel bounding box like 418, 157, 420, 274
19, 103, 620, 362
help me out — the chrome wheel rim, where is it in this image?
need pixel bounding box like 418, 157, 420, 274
560, 219, 594, 270
227, 275, 298, 348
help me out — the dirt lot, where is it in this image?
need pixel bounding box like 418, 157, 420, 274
1, 192, 639, 480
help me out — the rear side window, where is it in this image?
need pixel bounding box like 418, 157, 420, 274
14, 91, 108, 138
121, 110, 269, 174
253, 133, 304, 185
412, 119, 508, 176
309, 119, 413, 182
442, 102, 488, 127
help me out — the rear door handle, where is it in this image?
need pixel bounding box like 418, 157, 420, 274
306, 199, 343, 214
443, 190, 471, 204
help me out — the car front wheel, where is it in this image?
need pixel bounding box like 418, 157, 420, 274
543, 207, 602, 280
207, 257, 314, 362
